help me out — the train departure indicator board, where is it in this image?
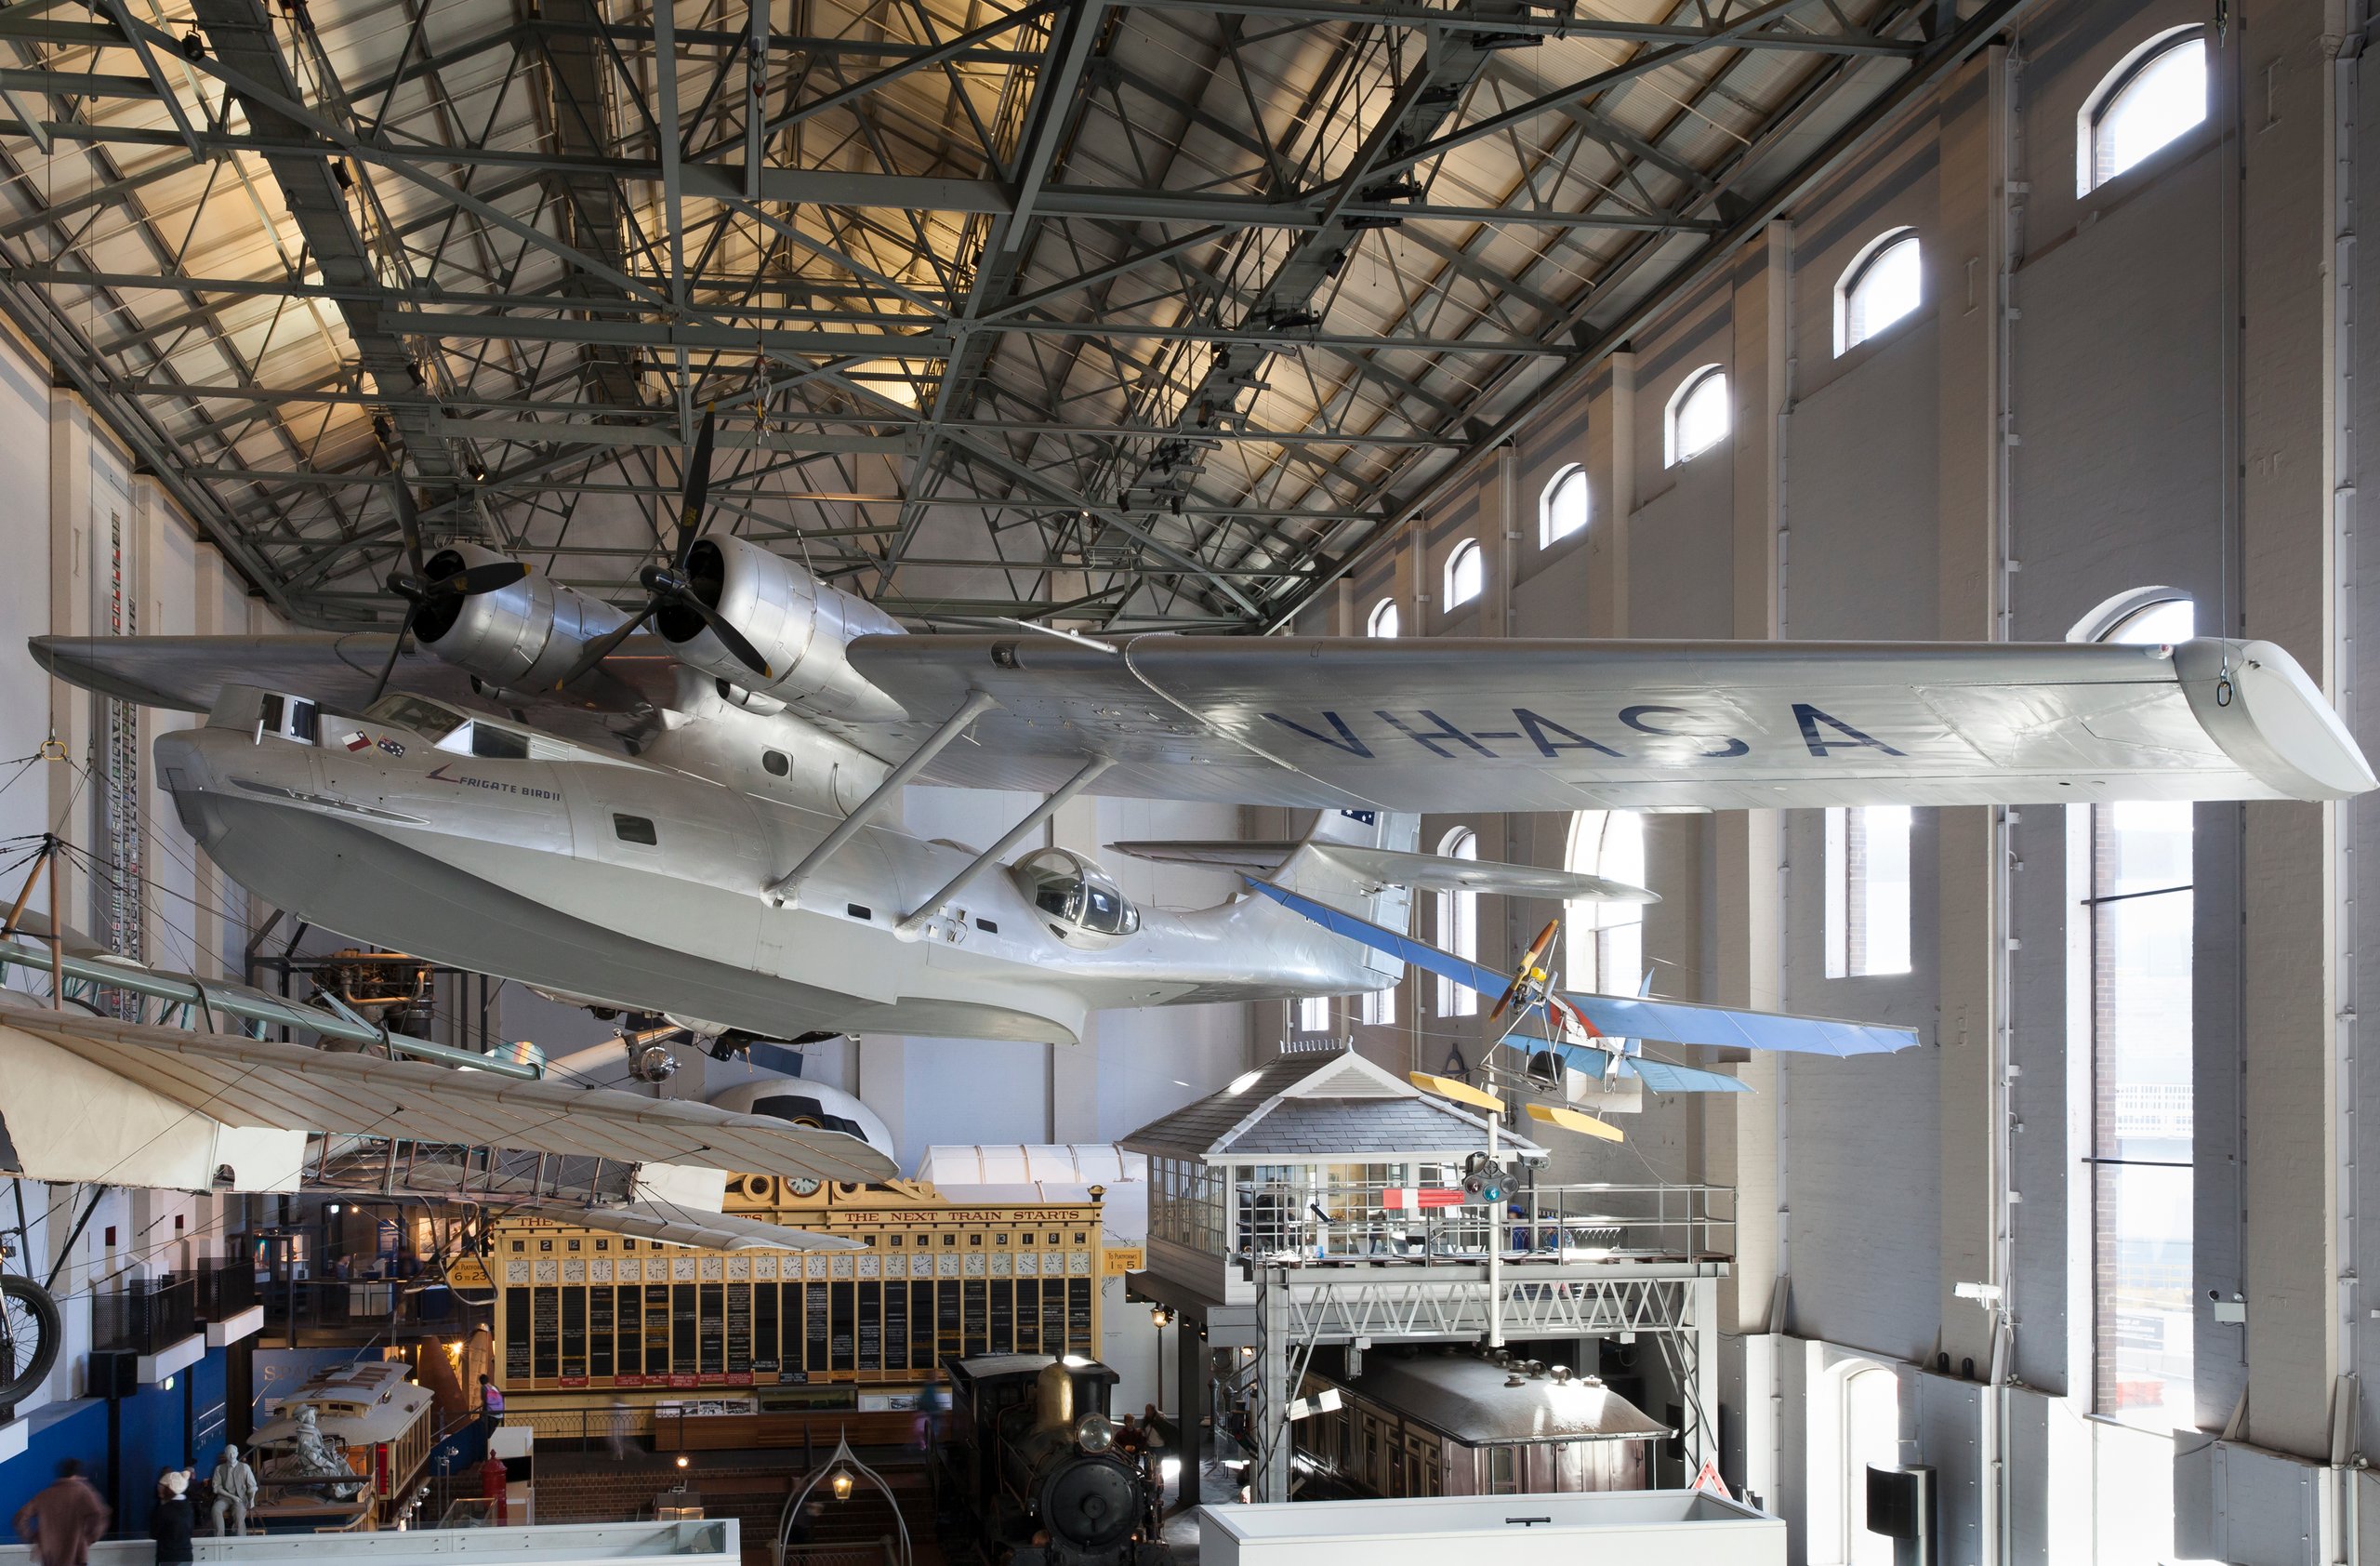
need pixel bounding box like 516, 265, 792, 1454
486, 1180, 1109, 1398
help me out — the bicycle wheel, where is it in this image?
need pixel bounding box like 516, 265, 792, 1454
0, 1273, 61, 1409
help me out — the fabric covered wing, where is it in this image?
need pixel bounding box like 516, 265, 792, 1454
0, 1004, 894, 1183
846, 634, 2373, 808
1245, 879, 1916, 1057
527, 1197, 863, 1252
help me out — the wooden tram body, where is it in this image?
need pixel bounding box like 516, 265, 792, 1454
246, 1360, 439, 1531
460, 1177, 1111, 1433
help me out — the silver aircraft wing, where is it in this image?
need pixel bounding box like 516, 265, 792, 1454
28, 632, 679, 721
0, 1002, 895, 1184
845, 634, 2374, 809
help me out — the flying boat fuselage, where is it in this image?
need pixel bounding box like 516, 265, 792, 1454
152, 688, 1382, 1045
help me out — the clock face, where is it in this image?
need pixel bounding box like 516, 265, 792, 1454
787, 1177, 824, 1197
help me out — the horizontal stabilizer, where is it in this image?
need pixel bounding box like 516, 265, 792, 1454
1248, 878, 1916, 1058
1116, 840, 1656, 901
1548, 1043, 1751, 1095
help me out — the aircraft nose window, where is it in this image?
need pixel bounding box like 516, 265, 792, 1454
1011, 847, 1142, 945
762, 750, 790, 776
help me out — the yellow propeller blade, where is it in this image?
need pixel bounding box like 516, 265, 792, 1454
1407, 1071, 1503, 1112
1524, 1101, 1625, 1143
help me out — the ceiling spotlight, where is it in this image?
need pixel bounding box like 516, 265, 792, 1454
675, 1455, 689, 1470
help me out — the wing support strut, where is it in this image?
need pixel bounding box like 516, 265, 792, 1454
768, 689, 1000, 908
894, 754, 1115, 936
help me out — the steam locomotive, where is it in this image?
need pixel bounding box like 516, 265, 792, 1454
939, 1354, 1168, 1566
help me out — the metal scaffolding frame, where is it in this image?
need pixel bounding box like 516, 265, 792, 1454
1245, 1259, 1723, 1501
0, 0, 2025, 633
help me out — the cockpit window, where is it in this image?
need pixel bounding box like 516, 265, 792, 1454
1012, 847, 1142, 943
470, 725, 530, 760
364, 695, 465, 740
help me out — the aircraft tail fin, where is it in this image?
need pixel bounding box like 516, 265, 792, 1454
1267, 810, 1422, 974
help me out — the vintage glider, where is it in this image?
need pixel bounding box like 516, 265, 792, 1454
0, 989, 889, 1249
27, 412, 2372, 1048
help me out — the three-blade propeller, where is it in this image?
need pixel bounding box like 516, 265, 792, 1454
367, 462, 529, 705
553, 407, 774, 691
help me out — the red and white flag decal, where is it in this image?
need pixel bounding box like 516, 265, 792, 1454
343, 731, 373, 752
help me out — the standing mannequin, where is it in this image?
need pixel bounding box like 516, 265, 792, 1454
208, 1445, 257, 1537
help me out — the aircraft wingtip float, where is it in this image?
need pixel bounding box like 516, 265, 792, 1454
25, 409, 2375, 1120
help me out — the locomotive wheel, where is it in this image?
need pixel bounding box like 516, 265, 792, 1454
0, 1275, 62, 1410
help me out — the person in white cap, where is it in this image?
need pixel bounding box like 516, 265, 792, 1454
208, 1444, 257, 1537
152, 1469, 195, 1564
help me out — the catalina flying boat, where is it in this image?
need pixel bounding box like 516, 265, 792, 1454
32, 414, 2375, 1068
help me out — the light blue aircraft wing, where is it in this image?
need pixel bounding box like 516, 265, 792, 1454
1247, 877, 1918, 1060
1511, 1039, 1752, 1096
1560, 991, 1912, 1056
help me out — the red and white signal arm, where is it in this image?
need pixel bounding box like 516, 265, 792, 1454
1690, 1458, 1735, 1501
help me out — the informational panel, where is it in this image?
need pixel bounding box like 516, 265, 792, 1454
488, 1190, 1105, 1391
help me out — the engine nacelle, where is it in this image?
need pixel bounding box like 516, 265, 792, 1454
658, 534, 908, 723
413, 544, 631, 698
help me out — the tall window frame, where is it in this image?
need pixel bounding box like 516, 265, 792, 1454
1367, 598, 1400, 639
1565, 810, 1645, 996
2078, 27, 2210, 196
1435, 828, 1479, 1017
1823, 806, 1913, 978
1665, 365, 1730, 467
1443, 539, 1484, 610
2072, 591, 2198, 1428
1293, 994, 1330, 1037
1540, 464, 1589, 549
1834, 229, 1922, 355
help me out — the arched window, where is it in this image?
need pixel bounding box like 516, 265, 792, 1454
2080, 29, 2208, 195
1540, 464, 1589, 549
2071, 590, 2196, 1427
1843, 1364, 1900, 1566
1367, 598, 1400, 638
1665, 365, 1729, 467
1443, 539, 1484, 610
1435, 828, 1478, 1016
1565, 811, 1645, 995
1836, 230, 1922, 355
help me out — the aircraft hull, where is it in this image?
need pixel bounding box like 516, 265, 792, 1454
156, 714, 1390, 1043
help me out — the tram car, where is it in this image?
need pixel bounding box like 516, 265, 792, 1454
246, 1360, 440, 1531
940, 1354, 1166, 1566
1291, 1347, 1665, 1499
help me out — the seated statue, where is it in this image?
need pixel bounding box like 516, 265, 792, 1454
259, 1407, 365, 1502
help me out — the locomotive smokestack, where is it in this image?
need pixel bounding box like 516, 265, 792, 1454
1034, 1361, 1075, 1433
